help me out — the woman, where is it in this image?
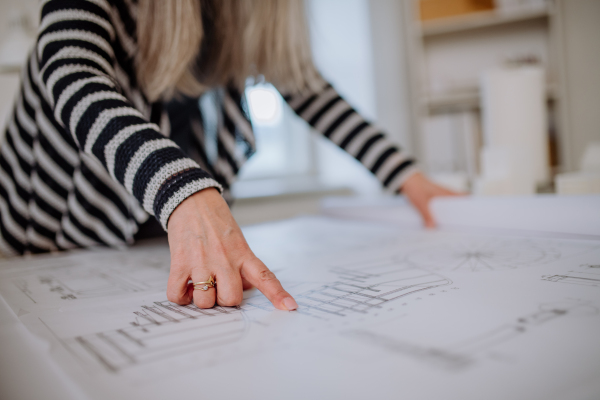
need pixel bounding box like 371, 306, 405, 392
0, 0, 455, 311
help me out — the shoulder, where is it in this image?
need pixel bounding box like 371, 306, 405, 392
40, 0, 114, 19
40, 0, 136, 29
37, 0, 138, 57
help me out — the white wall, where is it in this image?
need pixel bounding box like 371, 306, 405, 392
557, 0, 600, 172
368, 0, 415, 153
306, 0, 378, 121
306, 0, 385, 195
0, 0, 39, 40
0, 0, 40, 137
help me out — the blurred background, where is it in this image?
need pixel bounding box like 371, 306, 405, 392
1, 0, 599, 225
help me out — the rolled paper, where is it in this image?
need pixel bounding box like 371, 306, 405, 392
478, 66, 549, 194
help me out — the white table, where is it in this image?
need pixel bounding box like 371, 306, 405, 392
1, 196, 600, 400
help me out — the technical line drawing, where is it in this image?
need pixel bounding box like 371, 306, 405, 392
344, 300, 598, 371
543, 264, 600, 288
404, 237, 563, 271
450, 300, 598, 354
14, 271, 160, 301
63, 301, 246, 373
244, 260, 451, 319
8, 258, 170, 303
62, 261, 451, 373
341, 330, 473, 370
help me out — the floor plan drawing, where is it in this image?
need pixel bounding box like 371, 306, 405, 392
13, 268, 166, 302
46, 259, 452, 375
402, 236, 597, 272
343, 300, 598, 371
2, 216, 600, 400
243, 259, 451, 319
295, 262, 450, 318
62, 301, 247, 374
0, 245, 171, 308
5, 261, 169, 305
450, 300, 598, 354
543, 264, 600, 288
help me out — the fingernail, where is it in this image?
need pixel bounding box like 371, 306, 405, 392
282, 297, 298, 311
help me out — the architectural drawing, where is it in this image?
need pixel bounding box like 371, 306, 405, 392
404, 237, 562, 271
13, 268, 167, 302
244, 260, 451, 318
63, 301, 246, 373
46, 260, 452, 374
344, 300, 598, 371
451, 300, 598, 354
1, 247, 170, 306
2, 216, 600, 400
543, 264, 600, 288
9, 263, 169, 304
342, 330, 473, 370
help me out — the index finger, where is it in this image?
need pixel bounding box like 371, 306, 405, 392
241, 257, 298, 311
419, 201, 436, 229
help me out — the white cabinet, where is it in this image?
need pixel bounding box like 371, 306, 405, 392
394, 0, 576, 191
554, 0, 600, 172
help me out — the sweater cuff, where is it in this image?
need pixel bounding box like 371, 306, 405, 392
152, 168, 223, 231
381, 159, 419, 194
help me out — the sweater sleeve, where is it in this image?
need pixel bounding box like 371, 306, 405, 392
37, 0, 221, 230
282, 82, 417, 192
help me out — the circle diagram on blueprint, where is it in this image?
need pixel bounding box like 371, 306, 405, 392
404, 237, 561, 272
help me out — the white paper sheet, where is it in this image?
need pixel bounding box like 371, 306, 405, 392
0, 288, 90, 400
1, 217, 600, 400
321, 194, 600, 237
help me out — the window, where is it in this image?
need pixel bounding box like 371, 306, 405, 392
237, 83, 316, 181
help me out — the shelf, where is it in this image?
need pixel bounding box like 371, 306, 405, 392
424, 90, 480, 112
420, 6, 550, 37
424, 84, 558, 113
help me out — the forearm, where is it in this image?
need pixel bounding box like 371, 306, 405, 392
282, 82, 417, 191
38, 0, 222, 230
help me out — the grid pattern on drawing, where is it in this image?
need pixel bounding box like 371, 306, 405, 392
244, 262, 451, 318
65, 301, 244, 373
295, 276, 448, 318
296, 282, 394, 317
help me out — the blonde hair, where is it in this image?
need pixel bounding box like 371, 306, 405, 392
136, 0, 322, 102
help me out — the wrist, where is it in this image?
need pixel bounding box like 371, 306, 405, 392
400, 171, 423, 193
167, 187, 223, 231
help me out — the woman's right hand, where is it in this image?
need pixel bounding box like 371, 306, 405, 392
165, 188, 298, 311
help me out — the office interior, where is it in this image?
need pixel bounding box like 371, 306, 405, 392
0, 0, 599, 225
0, 1, 599, 399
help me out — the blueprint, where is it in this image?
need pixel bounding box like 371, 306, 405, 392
1, 216, 600, 400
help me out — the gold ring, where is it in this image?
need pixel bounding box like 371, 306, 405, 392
192, 276, 216, 291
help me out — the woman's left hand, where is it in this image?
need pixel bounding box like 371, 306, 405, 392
401, 172, 463, 228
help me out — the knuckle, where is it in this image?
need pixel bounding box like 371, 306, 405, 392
219, 262, 239, 275
169, 263, 189, 278
233, 292, 244, 305
166, 290, 185, 305
217, 291, 243, 307
258, 269, 278, 283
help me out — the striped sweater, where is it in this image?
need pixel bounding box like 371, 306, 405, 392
0, 0, 416, 256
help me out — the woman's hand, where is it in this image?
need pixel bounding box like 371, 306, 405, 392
166, 188, 298, 310
402, 172, 462, 228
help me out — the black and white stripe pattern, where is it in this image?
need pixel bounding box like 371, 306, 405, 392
0, 0, 221, 255
0, 0, 415, 256
165, 86, 255, 203
282, 83, 416, 191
